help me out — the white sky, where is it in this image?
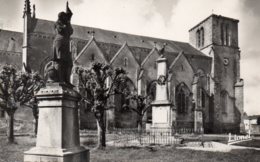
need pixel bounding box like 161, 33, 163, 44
0, 0, 259, 115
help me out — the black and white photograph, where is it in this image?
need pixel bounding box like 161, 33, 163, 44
0, 0, 259, 161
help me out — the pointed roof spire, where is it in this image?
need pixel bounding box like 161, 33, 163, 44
32, 4, 36, 18
23, 0, 31, 18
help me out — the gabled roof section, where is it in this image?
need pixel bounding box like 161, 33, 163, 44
109, 42, 138, 65
74, 36, 108, 63
129, 46, 151, 65
169, 51, 194, 73
141, 47, 159, 67
96, 41, 121, 62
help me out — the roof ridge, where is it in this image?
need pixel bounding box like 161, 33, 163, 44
74, 37, 95, 62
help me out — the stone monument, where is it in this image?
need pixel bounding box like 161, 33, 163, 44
151, 46, 176, 132
24, 2, 89, 162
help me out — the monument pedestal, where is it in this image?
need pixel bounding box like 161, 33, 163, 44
151, 100, 173, 133
24, 83, 89, 162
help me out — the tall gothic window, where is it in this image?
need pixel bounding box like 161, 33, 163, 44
201, 89, 205, 108
176, 83, 190, 114
221, 23, 226, 45
221, 23, 231, 46
177, 89, 185, 113
196, 30, 201, 47
200, 27, 204, 47
226, 24, 230, 46
196, 27, 204, 48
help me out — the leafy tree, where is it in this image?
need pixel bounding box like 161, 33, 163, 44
123, 94, 152, 132
76, 62, 126, 149
0, 65, 44, 143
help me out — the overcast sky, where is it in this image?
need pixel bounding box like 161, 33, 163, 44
0, 0, 259, 115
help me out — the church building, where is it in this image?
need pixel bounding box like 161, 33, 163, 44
0, 0, 244, 133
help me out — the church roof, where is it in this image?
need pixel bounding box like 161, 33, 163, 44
0, 18, 211, 72
32, 18, 210, 62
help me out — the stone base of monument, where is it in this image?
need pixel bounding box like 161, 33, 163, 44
151, 100, 174, 135
24, 146, 89, 162
24, 83, 89, 162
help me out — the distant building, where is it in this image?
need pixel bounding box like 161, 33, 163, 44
244, 115, 260, 135
0, 0, 244, 133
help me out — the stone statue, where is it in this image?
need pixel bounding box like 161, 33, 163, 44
45, 1, 73, 85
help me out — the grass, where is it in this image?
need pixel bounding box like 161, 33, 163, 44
234, 139, 260, 148
0, 136, 260, 162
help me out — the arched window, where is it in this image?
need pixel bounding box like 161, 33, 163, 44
124, 57, 128, 67
200, 27, 204, 47
201, 89, 205, 108
196, 27, 204, 48
226, 24, 230, 46
221, 23, 231, 46
90, 53, 95, 62
221, 23, 226, 45
196, 30, 201, 47
177, 89, 186, 113
176, 83, 190, 114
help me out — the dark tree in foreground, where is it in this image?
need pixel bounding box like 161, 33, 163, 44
0, 65, 44, 143
76, 62, 126, 149
123, 94, 152, 132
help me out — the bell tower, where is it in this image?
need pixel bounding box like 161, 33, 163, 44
189, 14, 244, 133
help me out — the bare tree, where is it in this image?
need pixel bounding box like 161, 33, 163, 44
123, 94, 152, 132
0, 65, 44, 143
76, 62, 126, 149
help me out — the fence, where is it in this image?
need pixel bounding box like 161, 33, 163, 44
80, 127, 203, 147
108, 128, 190, 146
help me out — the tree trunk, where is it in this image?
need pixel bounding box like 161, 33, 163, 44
6, 112, 14, 143
137, 115, 143, 133
34, 118, 38, 136
32, 108, 39, 136
96, 117, 106, 149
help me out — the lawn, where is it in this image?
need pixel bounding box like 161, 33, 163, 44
0, 136, 260, 162
234, 139, 260, 148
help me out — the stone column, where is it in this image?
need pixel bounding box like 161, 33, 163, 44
24, 83, 89, 162
192, 82, 204, 134
151, 57, 173, 131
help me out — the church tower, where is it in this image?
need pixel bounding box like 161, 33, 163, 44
189, 14, 244, 133
22, 0, 32, 71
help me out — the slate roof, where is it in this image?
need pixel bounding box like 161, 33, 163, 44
32, 19, 211, 62
0, 18, 211, 72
